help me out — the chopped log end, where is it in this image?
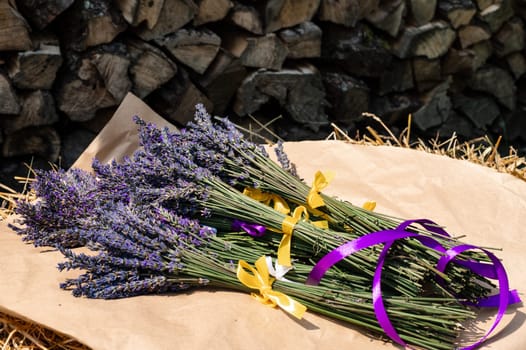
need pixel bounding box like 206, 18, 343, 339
265, 0, 321, 33
0, 90, 59, 133
322, 71, 370, 124
2, 126, 61, 162
7, 39, 63, 90
278, 21, 322, 58
135, 0, 197, 41
393, 21, 457, 59
234, 63, 328, 131
0, 1, 32, 51
408, 0, 437, 26
126, 38, 178, 99
318, 0, 379, 28
146, 68, 213, 126
0, 72, 20, 115
229, 4, 264, 34
240, 33, 289, 70
156, 28, 221, 74
194, 0, 233, 26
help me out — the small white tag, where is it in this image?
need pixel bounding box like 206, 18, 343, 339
265, 256, 293, 282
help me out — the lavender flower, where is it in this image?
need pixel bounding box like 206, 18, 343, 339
58, 202, 215, 299
274, 141, 299, 177
12, 168, 98, 247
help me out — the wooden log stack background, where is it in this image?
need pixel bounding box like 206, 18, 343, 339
1, 0, 526, 184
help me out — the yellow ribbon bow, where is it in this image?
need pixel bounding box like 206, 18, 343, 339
237, 256, 307, 319
307, 170, 335, 209
243, 187, 290, 214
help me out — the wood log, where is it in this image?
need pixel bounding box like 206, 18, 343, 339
470, 40, 493, 70
240, 33, 289, 70
264, 0, 321, 33
412, 57, 442, 91
474, 0, 494, 11
125, 38, 178, 98
369, 93, 421, 124
468, 65, 516, 109
438, 110, 479, 139
492, 17, 525, 57
229, 3, 264, 34
408, 0, 437, 26
392, 21, 456, 59
506, 52, 526, 79
59, 0, 127, 51
478, 0, 513, 32
379, 58, 414, 95
136, 0, 197, 41
16, 0, 75, 29
146, 68, 213, 125
452, 93, 500, 128
55, 52, 116, 121
321, 23, 392, 77
366, 0, 406, 37
438, 0, 477, 29
156, 28, 221, 74
458, 24, 491, 48
90, 43, 132, 103
7, 33, 63, 90
234, 63, 328, 131
220, 30, 249, 58
442, 48, 476, 75
194, 0, 232, 25
322, 71, 369, 124
2, 126, 61, 161
318, 0, 379, 27
197, 49, 248, 114
114, 0, 164, 28
0, 0, 32, 51
278, 21, 321, 58
1, 90, 58, 133
0, 71, 20, 115
413, 80, 452, 130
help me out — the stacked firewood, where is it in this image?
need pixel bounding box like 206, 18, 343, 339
1, 0, 525, 168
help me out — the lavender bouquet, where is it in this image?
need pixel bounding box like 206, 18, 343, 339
13, 170, 475, 350
11, 106, 518, 349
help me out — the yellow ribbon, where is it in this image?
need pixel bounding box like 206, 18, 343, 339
307, 170, 335, 209
243, 187, 328, 267
362, 201, 376, 211
237, 256, 307, 319
278, 206, 328, 266
243, 187, 290, 214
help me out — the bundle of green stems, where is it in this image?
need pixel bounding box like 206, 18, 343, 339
213, 147, 493, 301
160, 210, 474, 350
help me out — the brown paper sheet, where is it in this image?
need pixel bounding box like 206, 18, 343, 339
1, 93, 524, 349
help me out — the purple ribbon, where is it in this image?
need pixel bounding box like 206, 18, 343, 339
306, 219, 521, 349
232, 219, 266, 237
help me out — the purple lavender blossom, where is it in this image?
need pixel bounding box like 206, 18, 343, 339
274, 141, 299, 178
12, 168, 98, 247
58, 203, 215, 299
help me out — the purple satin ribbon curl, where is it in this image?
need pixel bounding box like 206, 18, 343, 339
307, 219, 521, 349
231, 219, 266, 237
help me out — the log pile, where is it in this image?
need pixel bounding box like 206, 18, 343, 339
1, 0, 526, 176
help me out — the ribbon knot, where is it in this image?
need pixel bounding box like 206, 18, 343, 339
237, 256, 307, 319
307, 170, 335, 209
